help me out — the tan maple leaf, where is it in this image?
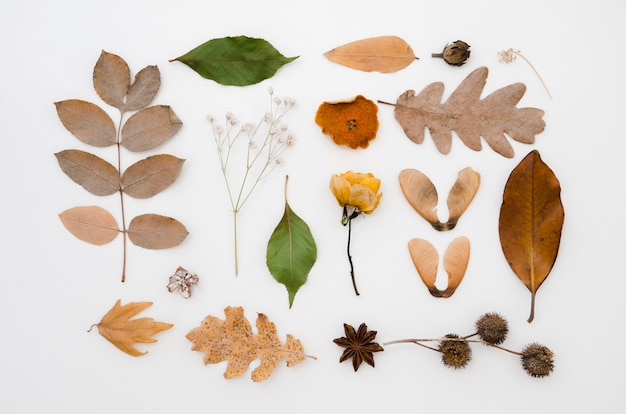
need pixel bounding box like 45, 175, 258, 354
186, 306, 315, 382
383, 66, 545, 158
88, 299, 173, 356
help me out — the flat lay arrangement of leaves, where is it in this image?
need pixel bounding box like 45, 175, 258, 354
55, 51, 188, 282
54, 35, 564, 382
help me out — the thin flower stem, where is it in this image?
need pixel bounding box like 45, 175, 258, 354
502, 49, 552, 99
347, 216, 359, 296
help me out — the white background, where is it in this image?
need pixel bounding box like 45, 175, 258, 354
2, 0, 625, 412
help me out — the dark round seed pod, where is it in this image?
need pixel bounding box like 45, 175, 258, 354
521, 343, 554, 377
438, 334, 472, 369
475, 312, 509, 345
431, 40, 471, 66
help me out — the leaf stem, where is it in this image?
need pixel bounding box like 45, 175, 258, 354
116, 112, 127, 283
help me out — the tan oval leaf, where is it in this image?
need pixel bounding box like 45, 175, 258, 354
54, 100, 116, 147
122, 154, 185, 198
447, 167, 481, 228
127, 214, 188, 249
442, 236, 470, 295
498, 150, 564, 322
55, 149, 120, 196
123, 65, 161, 112
121, 105, 183, 152
324, 36, 416, 73
93, 50, 130, 109
407, 238, 438, 293
59, 206, 120, 245
399, 169, 439, 226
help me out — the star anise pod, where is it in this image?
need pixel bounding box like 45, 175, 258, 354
333, 323, 384, 371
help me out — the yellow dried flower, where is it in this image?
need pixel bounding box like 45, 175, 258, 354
315, 95, 379, 149
330, 171, 382, 215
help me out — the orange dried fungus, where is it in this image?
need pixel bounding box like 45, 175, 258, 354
315, 95, 379, 149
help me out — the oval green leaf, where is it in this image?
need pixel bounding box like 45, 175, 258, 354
171, 36, 298, 86
266, 177, 317, 308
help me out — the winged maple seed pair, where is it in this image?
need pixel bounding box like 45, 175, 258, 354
400, 167, 480, 297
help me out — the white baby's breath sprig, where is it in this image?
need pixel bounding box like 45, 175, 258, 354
498, 48, 552, 99
210, 88, 296, 275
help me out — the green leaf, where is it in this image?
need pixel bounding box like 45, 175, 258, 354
266, 177, 317, 308
171, 36, 298, 86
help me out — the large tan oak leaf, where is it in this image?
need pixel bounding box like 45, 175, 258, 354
387, 66, 545, 158
187, 306, 314, 382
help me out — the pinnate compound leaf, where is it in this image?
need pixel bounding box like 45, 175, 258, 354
121, 105, 182, 151
90, 299, 173, 356
498, 150, 564, 323
54, 100, 116, 147
324, 36, 417, 73
123, 65, 160, 112
93, 50, 130, 110
186, 306, 312, 382
389, 66, 545, 158
266, 177, 317, 308
55, 149, 119, 196
127, 213, 188, 249
59, 205, 119, 245
171, 36, 298, 86
408, 237, 470, 298
121, 154, 185, 198
399, 167, 480, 231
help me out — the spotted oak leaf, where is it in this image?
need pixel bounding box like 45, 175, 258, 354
89, 299, 173, 356
186, 306, 313, 382
386, 66, 545, 158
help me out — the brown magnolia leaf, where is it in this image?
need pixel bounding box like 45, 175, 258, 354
127, 213, 188, 249
387, 66, 545, 158
93, 50, 130, 110
120, 105, 183, 152
399, 167, 480, 230
54, 100, 117, 147
498, 150, 564, 322
186, 306, 313, 382
123, 65, 161, 112
324, 36, 417, 73
89, 299, 173, 356
408, 237, 470, 298
121, 154, 185, 198
55, 149, 119, 196
59, 205, 119, 245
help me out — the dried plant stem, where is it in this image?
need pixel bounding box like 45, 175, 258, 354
346, 215, 359, 296
383, 337, 523, 356
116, 112, 128, 283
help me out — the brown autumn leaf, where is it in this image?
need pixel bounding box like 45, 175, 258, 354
127, 213, 188, 249
399, 167, 480, 231
121, 154, 185, 198
120, 105, 183, 151
89, 299, 173, 356
123, 65, 161, 112
408, 237, 470, 298
498, 150, 564, 323
186, 306, 313, 382
55, 149, 119, 196
385, 66, 545, 158
54, 100, 117, 147
324, 36, 417, 73
59, 205, 119, 245
93, 50, 131, 110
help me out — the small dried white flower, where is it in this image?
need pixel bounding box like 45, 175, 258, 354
167, 266, 199, 298
268, 86, 274, 95
273, 97, 282, 105
214, 124, 223, 134
206, 114, 215, 123
263, 112, 272, 123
